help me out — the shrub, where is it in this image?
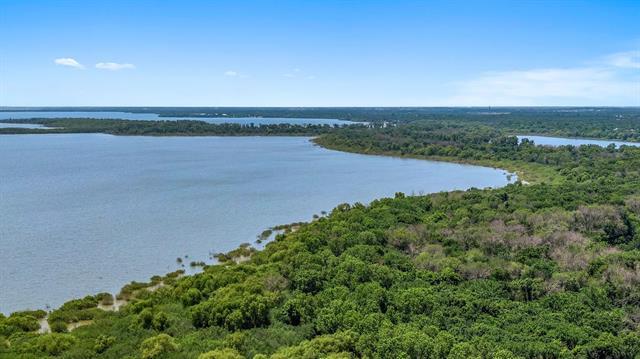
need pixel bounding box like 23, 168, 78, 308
181, 287, 203, 306
5, 314, 40, 332
94, 334, 116, 353
448, 342, 481, 359
0, 336, 8, 350
198, 348, 244, 359
138, 308, 154, 329
12, 309, 47, 319
140, 334, 178, 359
96, 292, 114, 306
270, 331, 356, 358
50, 320, 68, 333
36, 333, 77, 356
152, 311, 170, 331
191, 292, 275, 330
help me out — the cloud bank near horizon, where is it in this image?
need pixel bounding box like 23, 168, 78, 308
438, 50, 640, 106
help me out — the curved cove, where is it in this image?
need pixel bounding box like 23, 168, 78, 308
0, 134, 514, 313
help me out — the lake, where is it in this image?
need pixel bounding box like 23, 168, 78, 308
0, 111, 355, 126
0, 134, 513, 313
517, 135, 640, 148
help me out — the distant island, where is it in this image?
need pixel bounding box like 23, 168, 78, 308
0, 118, 356, 136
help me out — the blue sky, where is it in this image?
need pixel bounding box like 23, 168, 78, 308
1, 0, 638, 106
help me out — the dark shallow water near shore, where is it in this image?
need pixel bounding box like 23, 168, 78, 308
0, 134, 514, 313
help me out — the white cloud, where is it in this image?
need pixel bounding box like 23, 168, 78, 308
224, 70, 238, 77
439, 50, 640, 106
95, 62, 135, 71
605, 51, 640, 69
54, 58, 84, 69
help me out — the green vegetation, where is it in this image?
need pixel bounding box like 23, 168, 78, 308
1, 109, 640, 358
315, 123, 571, 185
3, 107, 639, 142
3, 107, 637, 140
214, 244, 257, 264
0, 118, 355, 136
0, 310, 44, 333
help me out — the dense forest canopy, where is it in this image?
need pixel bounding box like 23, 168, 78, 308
1, 109, 640, 358
0, 118, 354, 136
2, 107, 639, 141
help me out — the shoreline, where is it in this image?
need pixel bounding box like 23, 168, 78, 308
3, 136, 519, 319
311, 137, 559, 185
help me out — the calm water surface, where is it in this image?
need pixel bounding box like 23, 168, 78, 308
518, 135, 639, 148
0, 111, 353, 126
0, 134, 512, 313
0, 123, 51, 129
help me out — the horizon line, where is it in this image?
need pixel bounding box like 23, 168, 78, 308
2, 105, 640, 109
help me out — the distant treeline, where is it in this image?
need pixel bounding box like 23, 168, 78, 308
0, 118, 362, 136
2, 107, 638, 141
